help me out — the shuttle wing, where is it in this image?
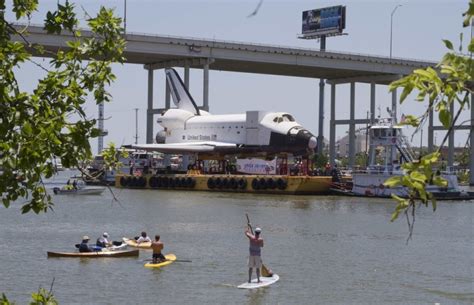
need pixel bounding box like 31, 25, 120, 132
129, 141, 237, 154
165, 68, 201, 115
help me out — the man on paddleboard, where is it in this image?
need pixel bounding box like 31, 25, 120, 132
245, 227, 264, 283
151, 235, 165, 263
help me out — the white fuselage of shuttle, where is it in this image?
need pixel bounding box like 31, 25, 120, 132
157, 109, 316, 153
131, 68, 317, 156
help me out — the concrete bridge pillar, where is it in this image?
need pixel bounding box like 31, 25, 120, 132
348, 82, 356, 169
329, 83, 336, 166
367, 82, 376, 166
203, 62, 209, 111
184, 64, 190, 89
146, 68, 154, 144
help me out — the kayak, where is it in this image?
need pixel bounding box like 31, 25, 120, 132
53, 186, 105, 195
238, 274, 280, 289
122, 237, 152, 249
47, 249, 139, 258
106, 243, 128, 251
74, 242, 127, 252
144, 254, 176, 268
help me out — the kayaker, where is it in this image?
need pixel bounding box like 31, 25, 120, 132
64, 179, 73, 190
151, 235, 165, 263
78, 236, 92, 252
96, 232, 110, 248
245, 227, 264, 283
136, 231, 152, 245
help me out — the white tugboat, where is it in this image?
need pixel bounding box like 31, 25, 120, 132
346, 118, 473, 200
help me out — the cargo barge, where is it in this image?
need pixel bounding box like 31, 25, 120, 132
115, 173, 332, 195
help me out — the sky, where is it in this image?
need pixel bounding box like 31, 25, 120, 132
6, 0, 473, 154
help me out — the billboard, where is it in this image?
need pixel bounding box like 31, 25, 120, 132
302, 5, 346, 37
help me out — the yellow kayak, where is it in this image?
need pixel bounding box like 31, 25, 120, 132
144, 254, 177, 268
122, 237, 152, 249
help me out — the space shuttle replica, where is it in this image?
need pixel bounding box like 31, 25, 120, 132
130, 68, 317, 157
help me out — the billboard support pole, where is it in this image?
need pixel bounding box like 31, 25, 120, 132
300, 5, 346, 158
317, 35, 326, 156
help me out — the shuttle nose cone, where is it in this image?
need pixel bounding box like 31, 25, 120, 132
308, 136, 317, 149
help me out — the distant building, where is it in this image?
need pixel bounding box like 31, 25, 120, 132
336, 128, 368, 157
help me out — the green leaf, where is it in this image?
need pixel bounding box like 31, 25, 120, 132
432, 176, 448, 187
410, 171, 427, 184
390, 194, 409, 222
442, 39, 454, 50
399, 114, 419, 127
414, 68, 435, 79
399, 84, 413, 104
462, 2, 474, 27
22, 121, 33, 135
390, 210, 400, 222
391, 194, 406, 204
384, 176, 402, 187
439, 108, 451, 128
422, 152, 440, 164
468, 39, 474, 53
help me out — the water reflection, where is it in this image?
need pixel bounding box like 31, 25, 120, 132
245, 288, 269, 305
290, 199, 311, 210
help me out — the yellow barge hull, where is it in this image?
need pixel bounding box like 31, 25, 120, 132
115, 174, 331, 195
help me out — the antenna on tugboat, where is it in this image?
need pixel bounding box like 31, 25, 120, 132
134, 108, 139, 145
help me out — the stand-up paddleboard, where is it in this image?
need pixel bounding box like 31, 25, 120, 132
238, 274, 279, 289
144, 254, 176, 268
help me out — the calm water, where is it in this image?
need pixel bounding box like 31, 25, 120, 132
0, 171, 472, 305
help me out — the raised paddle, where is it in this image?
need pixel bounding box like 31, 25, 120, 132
245, 213, 273, 277
245, 213, 253, 234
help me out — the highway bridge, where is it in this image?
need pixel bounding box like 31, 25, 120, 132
12, 25, 473, 184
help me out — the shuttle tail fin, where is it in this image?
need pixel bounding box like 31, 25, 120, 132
165, 68, 200, 115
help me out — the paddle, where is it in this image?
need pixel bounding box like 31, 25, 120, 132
245, 213, 272, 277
245, 213, 253, 234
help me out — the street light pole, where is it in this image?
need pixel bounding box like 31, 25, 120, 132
390, 4, 402, 59
124, 0, 127, 35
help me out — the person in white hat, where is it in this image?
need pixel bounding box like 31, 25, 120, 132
96, 232, 110, 248
245, 226, 264, 283
78, 235, 92, 253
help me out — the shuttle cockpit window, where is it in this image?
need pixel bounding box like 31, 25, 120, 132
273, 114, 295, 123
282, 114, 295, 122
